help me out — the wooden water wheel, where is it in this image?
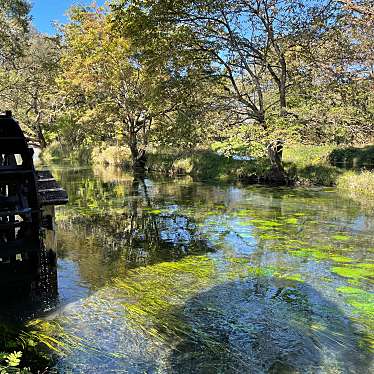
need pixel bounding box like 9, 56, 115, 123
0, 111, 68, 290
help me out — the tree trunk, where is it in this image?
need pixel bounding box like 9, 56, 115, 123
266, 139, 288, 185
36, 123, 47, 149
279, 54, 287, 115
132, 149, 147, 174
129, 138, 147, 175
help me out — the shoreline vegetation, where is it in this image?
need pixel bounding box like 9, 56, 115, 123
41, 143, 374, 210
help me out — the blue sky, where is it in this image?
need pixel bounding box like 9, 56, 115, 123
30, 1, 105, 34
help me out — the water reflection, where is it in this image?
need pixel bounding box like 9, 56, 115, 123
0, 227, 59, 321
48, 164, 373, 373
55, 173, 213, 290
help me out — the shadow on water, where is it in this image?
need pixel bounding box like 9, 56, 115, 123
163, 277, 372, 374
0, 234, 59, 322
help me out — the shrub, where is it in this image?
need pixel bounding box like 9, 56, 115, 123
41, 141, 92, 164
92, 145, 132, 167
172, 158, 194, 174
40, 141, 64, 163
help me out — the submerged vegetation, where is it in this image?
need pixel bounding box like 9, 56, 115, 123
47, 166, 374, 372
0, 319, 80, 373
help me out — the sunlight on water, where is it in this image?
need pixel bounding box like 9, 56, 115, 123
46, 164, 373, 373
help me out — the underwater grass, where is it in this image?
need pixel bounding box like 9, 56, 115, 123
0, 319, 82, 372
109, 254, 364, 371
332, 264, 374, 282
336, 286, 374, 351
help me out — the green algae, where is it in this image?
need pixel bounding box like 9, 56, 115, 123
291, 248, 329, 260
250, 219, 283, 227
332, 265, 373, 281
336, 286, 374, 350
114, 256, 283, 347
279, 273, 304, 282
238, 219, 283, 228
330, 255, 354, 263
53, 165, 374, 367
331, 234, 351, 241
285, 218, 298, 225
235, 209, 255, 217
289, 247, 354, 264
149, 209, 162, 214
259, 234, 284, 240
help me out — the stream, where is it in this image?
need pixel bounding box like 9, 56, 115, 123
39, 164, 373, 373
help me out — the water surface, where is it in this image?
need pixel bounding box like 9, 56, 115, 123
48, 165, 373, 373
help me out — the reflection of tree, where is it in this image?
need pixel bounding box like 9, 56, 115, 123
56, 175, 212, 288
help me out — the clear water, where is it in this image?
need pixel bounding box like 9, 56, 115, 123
46, 165, 373, 373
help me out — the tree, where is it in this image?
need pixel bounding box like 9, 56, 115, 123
0, 31, 61, 147
283, 0, 374, 144
59, 5, 209, 171
0, 0, 30, 63
112, 0, 340, 183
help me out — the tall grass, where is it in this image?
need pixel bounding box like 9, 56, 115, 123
337, 170, 374, 209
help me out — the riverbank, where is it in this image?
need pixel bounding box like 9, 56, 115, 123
42, 142, 374, 209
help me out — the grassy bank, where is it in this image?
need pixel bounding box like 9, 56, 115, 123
88, 145, 271, 182
42, 142, 374, 207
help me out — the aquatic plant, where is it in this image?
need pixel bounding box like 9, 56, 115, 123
332, 264, 373, 282
0, 319, 82, 373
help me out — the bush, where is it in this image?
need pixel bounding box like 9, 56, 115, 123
41, 141, 92, 164
172, 158, 194, 174
147, 149, 270, 182
40, 141, 65, 163
92, 145, 132, 167
283, 144, 334, 167
286, 164, 342, 186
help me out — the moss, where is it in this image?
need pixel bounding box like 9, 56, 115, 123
291, 248, 327, 260
235, 209, 255, 217
282, 274, 304, 282
259, 234, 284, 240
336, 286, 374, 349
246, 219, 283, 227
149, 209, 162, 215
290, 247, 354, 264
